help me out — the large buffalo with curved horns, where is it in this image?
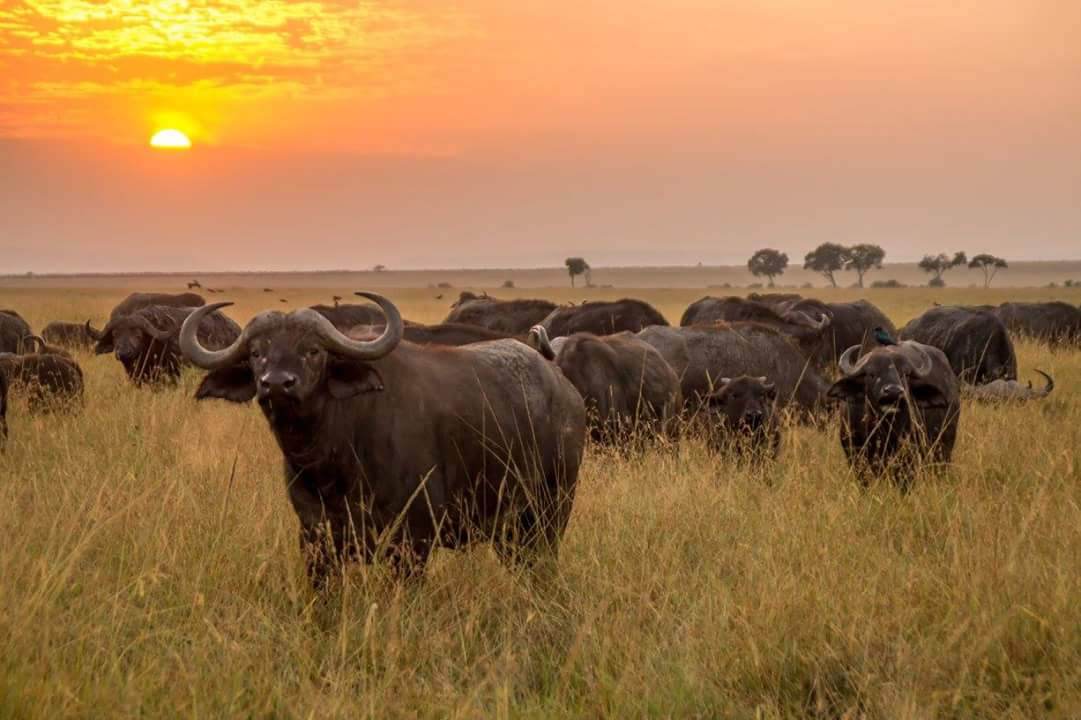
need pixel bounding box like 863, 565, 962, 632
444, 293, 557, 334
827, 341, 960, 487
181, 293, 586, 584
96, 305, 241, 386
899, 305, 1017, 384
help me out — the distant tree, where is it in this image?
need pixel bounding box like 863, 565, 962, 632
846, 244, 886, 288
372, 264, 387, 272
918, 252, 967, 287
747, 249, 788, 287
968, 254, 1008, 288
803, 243, 849, 287
502, 279, 515, 289
565, 257, 590, 287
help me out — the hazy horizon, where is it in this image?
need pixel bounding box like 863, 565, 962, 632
2, 1, 1079, 273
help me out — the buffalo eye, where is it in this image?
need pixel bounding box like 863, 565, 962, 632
306, 347, 320, 357
251, 349, 262, 359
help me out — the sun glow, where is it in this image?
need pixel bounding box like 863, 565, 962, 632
150, 129, 192, 149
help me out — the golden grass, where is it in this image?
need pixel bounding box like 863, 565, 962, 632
1, 285, 1079, 718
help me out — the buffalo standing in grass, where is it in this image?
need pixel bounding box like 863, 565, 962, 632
828, 342, 960, 487
540, 299, 668, 337
899, 305, 1016, 384
528, 326, 682, 444
42, 321, 102, 351
752, 295, 897, 364
0, 311, 32, 354
637, 323, 830, 417
181, 293, 586, 584
703, 375, 780, 458
107, 292, 205, 322
994, 302, 1081, 347
96, 305, 241, 386
0, 352, 84, 413
680, 296, 831, 363
445, 293, 558, 334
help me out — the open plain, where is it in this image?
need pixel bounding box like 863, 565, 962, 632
2, 275, 1080, 718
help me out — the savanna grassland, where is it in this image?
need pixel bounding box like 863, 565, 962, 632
2, 280, 1081, 719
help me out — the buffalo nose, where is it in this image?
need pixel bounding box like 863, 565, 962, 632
879, 384, 903, 403
745, 411, 764, 424
259, 371, 298, 396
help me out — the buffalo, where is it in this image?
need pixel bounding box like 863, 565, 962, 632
704, 375, 780, 458
899, 305, 1016, 384
0, 310, 32, 354
0, 366, 7, 443
107, 292, 205, 322
540, 299, 668, 337
25, 335, 74, 361
637, 323, 830, 417
312, 303, 400, 330
965, 370, 1054, 403
0, 352, 84, 413
42, 321, 102, 351
400, 322, 515, 346
680, 296, 831, 362
994, 302, 1081, 347
96, 305, 241, 386
181, 293, 586, 583
752, 295, 898, 364
528, 326, 682, 443
828, 342, 960, 486
444, 293, 558, 334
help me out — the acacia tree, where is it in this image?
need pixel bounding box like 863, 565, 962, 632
803, 243, 849, 287
846, 244, 886, 288
918, 252, 967, 287
968, 254, 1008, 288
565, 257, 590, 287
748, 249, 789, 287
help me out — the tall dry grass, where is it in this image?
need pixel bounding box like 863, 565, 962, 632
1, 286, 1079, 718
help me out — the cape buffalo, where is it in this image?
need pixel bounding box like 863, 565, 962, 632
181, 292, 586, 584
994, 302, 1081, 346
899, 305, 1017, 384
96, 305, 241, 386
25, 335, 74, 361
444, 293, 558, 334
965, 370, 1054, 403
0, 367, 8, 443
0, 352, 84, 413
828, 342, 960, 487
752, 295, 897, 364
704, 375, 780, 458
312, 303, 400, 330
680, 296, 831, 362
42, 321, 102, 351
540, 299, 668, 338
637, 323, 830, 417
528, 326, 682, 443
0, 311, 32, 354
107, 292, 205, 322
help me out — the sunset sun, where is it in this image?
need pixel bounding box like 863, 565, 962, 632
149, 129, 192, 150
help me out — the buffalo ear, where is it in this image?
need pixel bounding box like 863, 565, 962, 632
910, 382, 949, 409
327, 361, 384, 399
196, 366, 256, 403
827, 377, 862, 401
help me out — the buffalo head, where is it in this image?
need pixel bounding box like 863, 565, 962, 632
707, 375, 776, 432
828, 342, 947, 415
182, 292, 403, 411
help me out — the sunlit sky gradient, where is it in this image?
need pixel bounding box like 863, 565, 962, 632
2, 1, 1079, 272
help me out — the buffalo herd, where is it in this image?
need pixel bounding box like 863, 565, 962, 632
1, 288, 1076, 584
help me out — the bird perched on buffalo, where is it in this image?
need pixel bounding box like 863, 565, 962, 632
873, 326, 897, 346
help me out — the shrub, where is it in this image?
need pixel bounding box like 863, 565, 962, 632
502, 280, 515, 289
870, 279, 905, 288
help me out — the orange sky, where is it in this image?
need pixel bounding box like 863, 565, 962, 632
1, 1, 1079, 272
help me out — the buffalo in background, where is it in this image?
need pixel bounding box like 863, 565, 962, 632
107, 292, 205, 322
540, 299, 668, 337
680, 296, 830, 363
42, 321, 102, 351
994, 302, 1081, 347
752, 295, 898, 365
445, 292, 558, 334
704, 375, 780, 458
638, 323, 830, 417
181, 293, 586, 583
966, 370, 1054, 403
0, 310, 32, 354
529, 326, 682, 444
0, 367, 7, 443
828, 341, 960, 487
312, 302, 408, 330
0, 352, 84, 413
899, 305, 1017, 384
96, 305, 241, 386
